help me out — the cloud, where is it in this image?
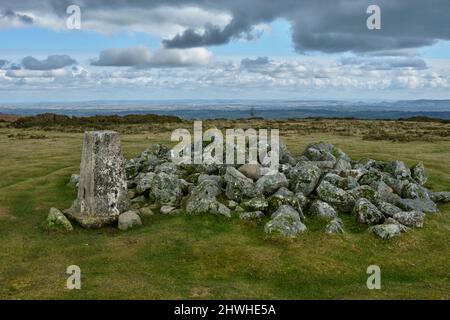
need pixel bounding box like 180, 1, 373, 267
6, 68, 68, 78
340, 56, 428, 71
91, 46, 212, 67
0, 59, 9, 68
1, 9, 34, 24
2, 0, 448, 54
21, 55, 77, 70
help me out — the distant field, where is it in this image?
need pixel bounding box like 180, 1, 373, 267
1, 119, 450, 299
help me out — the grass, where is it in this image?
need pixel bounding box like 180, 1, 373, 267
0, 119, 450, 299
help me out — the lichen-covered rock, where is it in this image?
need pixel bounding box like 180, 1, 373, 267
370, 223, 402, 240
384, 160, 411, 179
255, 172, 288, 196
44, 208, 73, 232
377, 201, 402, 217
396, 198, 437, 214
323, 173, 359, 190
393, 211, 425, 228
264, 205, 307, 237
334, 157, 352, 172
241, 196, 269, 212
65, 131, 131, 228
289, 163, 322, 195
135, 172, 156, 194
402, 182, 430, 200
430, 191, 450, 203
309, 200, 337, 220
155, 162, 180, 176
352, 198, 385, 225
359, 170, 382, 186
198, 174, 223, 187
149, 172, 184, 206
348, 185, 378, 203
316, 181, 355, 213
324, 218, 345, 234
185, 180, 221, 213
239, 211, 265, 220
267, 189, 306, 217
304, 141, 347, 162
118, 210, 142, 230
411, 162, 428, 185
224, 166, 256, 201
138, 206, 154, 217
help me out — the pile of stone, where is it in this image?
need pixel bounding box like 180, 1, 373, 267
48, 131, 450, 240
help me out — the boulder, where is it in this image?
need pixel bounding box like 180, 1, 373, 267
352, 198, 385, 225
316, 181, 355, 213
135, 172, 156, 194
241, 196, 269, 212
118, 210, 142, 230
238, 163, 262, 180
160, 206, 176, 214
377, 201, 402, 217
309, 200, 337, 220
411, 162, 428, 185
44, 208, 73, 232
393, 211, 425, 228
370, 223, 402, 240
289, 163, 322, 195
255, 172, 288, 196
430, 191, 450, 203
239, 211, 265, 220
324, 218, 345, 234
384, 160, 411, 179
323, 173, 359, 190
224, 166, 256, 201
149, 172, 184, 206
264, 205, 307, 237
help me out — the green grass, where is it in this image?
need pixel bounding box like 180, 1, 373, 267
1, 122, 450, 299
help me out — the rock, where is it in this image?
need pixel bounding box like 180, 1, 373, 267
65, 131, 131, 228
340, 168, 368, 181
185, 180, 229, 217
238, 163, 262, 180
316, 181, 355, 213
430, 191, 450, 203
118, 210, 142, 230
255, 172, 288, 196
239, 211, 265, 220
384, 160, 411, 179
138, 206, 154, 217
68, 174, 80, 187
371, 223, 402, 240
411, 162, 428, 185
359, 170, 382, 186
324, 218, 345, 234
149, 172, 183, 206
267, 190, 306, 217
289, 163, 322, 195
198, 174, 223, 187
352, 198, 385, 225
44, 208, 73, 232
304, 142, 337, 162
224, 167, 256, 201
209, 202, 231, 218
348, 185, 378, 203
402, 182, 430, 199
305, 161, 335, 170
377, 201, 402, 217
309, 200, 337, 220
160, 206, 176, 214
334, 157, 352, 172
396, 198, 438, 214
135, 172, 156, 194
227, 200, 238, 209
130, 195, 147, 208
264, 205, 307, 237
155, 162, 180, 175
323, 173, 359, 190
241, 196, 269, 212
393, 211, 425, 228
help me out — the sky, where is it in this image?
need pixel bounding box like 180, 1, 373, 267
0, 0, 450, 102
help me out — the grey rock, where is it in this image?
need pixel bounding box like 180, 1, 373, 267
160, 206, 176, 214
316, 181, 355, 213
309, 200, 337, 220
68, 174, 80, 187
241, 196, 269, 212
384, 160, 411, 179
352, 198, 385, 225
430, 191, 450, 203
371, 223, 402, 240
185, 180, 221, 214
65, 131, 131, 228
377, 201, 402, 217
118, 210, 142, 230
289, 163, 322, 195
239, 211, 265, 220
348, 185, 378, 203
340, 168, 368, 181
264, 205, 307, 237
224, 166, 256, 201
411, 162, 428, 185
324, 218, 345, 234
402, 182, 430, 200
135, 172, 156, 194
393, 211, 425, 228
323, 173, 359, 190
238, 163, 262, 180
396, 198, 438, 214
334, 157, 352, 172
149, 172, 184, 206
138, 206, 154, 217
255, 172, 288, 196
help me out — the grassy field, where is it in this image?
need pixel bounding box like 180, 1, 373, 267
1, 119, 450, 299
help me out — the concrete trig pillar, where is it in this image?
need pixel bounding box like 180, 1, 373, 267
65, 131, 130, 228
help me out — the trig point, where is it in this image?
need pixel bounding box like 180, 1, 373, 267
65, 131, 130, 228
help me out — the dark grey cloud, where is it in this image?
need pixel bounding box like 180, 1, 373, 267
91, 47, 152, 66
21, 55, 77, 70
2, 0, 450, 54
1, 9, 34, 24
